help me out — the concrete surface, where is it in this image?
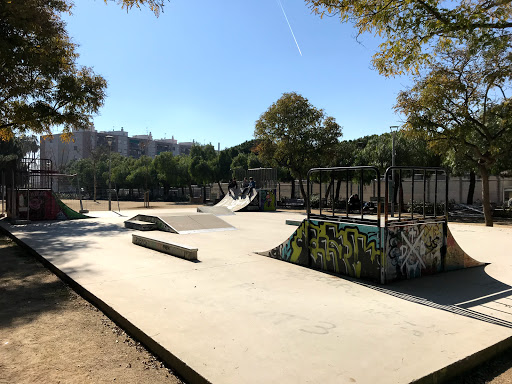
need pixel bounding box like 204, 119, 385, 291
1, 210, 512, 384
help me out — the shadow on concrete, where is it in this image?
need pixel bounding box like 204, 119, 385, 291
356, 266, 512, 329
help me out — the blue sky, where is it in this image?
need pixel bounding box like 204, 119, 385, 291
63, 0, 409, 148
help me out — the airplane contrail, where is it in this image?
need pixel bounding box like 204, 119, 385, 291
276, 0, 302, 56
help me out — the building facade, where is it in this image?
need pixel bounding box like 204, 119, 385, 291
40, 127, 195, 169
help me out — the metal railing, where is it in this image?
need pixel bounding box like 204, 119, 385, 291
306, 166, 381, 226
384, 166, 448, 225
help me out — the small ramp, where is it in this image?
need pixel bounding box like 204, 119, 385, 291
214, 188, 258, 212
125, 213, 235, 234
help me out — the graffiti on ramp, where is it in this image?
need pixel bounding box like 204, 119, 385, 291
257, 219, 484, 284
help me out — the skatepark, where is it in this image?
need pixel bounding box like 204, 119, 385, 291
2, 165, 512, 383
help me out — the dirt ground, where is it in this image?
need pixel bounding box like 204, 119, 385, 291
0, 236, 183, 384
1, 202, 512, 383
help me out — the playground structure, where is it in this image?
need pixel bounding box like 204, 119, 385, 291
217, 167, 278, 212
3, 158, 88, 222
259, 166, 483, 284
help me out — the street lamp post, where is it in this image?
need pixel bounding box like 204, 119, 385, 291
106, 135, 113, 211
390, 126, 399, 216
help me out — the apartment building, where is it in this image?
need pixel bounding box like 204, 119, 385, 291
40, 127, 194, 169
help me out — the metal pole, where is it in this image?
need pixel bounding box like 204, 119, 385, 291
1, 171, 4, 216
391, 131, 396, 217
108, 143, 112, 211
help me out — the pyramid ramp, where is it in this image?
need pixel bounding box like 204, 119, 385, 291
125, 213, 235, 234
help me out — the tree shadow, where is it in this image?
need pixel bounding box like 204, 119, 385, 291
0, 237, 78, 329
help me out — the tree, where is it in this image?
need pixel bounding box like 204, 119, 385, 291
213, 149, 233, 196
114, 0, 167, 16
230, 153, 249, 171
154, 151, 178, 195
306, 0, 512, 76
254, 92, 342, 199
0, 0, 168, 142
189, 144, 216, 186
0, 0, 107, 141
395, 42, 512, 226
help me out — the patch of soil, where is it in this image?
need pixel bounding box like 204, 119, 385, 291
0, 236, 184, 384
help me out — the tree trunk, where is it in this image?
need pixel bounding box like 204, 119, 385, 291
217, 181, 225, 197
93, 172, 97, 202
291, 179, 296, 199
335, 179, 342, 202
188, 183, 193, 198
324, 179, 333, 201
467, 171, 476, 205
298, 177, 307, 201
399, 180, 405, 213
478, 165, 493, 227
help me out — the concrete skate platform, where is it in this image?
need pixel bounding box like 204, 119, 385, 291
2, 209, 512, 384
126, 212, 236, 234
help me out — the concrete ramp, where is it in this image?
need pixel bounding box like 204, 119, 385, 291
125, 213, 235, 234
257, 219, 484, 284
214, 188, 258, 212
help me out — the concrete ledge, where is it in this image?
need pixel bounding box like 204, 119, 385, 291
125, 220, 157, 231
132, 234, 198, 261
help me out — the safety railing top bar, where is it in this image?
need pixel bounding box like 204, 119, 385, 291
307, 166, 381, 228
384, 166, 448, 226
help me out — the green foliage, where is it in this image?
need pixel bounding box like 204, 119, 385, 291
306, 0, 512, 76
154, 151, 178, 190
395, 41, 512, 225
0, 0, 107, 141
189, 144, 217, 185
112, 0, 167, 16
254, 92, 342, 198
230, 153, 249, 171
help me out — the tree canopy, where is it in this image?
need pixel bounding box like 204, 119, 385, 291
254, 92, 342, 199
0, 0, 108, 141
395, 41, 512, 225
0, 0, 168, 142
306, 0, 512, 76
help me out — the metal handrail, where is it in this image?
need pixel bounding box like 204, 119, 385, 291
307, 166, 381, 225
384, 166, 448, 226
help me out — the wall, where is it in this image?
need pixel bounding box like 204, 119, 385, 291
217, 177, 512, 206
384, 222, 443, 281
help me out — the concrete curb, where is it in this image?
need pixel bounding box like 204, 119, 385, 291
413, 335, 512, 383
0, 224, 211, 384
